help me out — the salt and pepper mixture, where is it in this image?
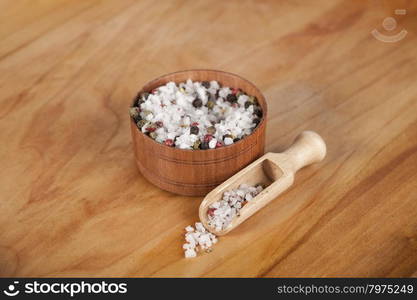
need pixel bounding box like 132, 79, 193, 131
183, 131, 326, 258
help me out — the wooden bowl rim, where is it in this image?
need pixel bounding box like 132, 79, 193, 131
130, 69, 268, 153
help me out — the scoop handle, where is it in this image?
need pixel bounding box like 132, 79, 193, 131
282, 131, 326, 173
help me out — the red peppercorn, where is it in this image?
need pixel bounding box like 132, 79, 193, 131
146, 127, 156, 132
231, 88, 240, 95
191, 122, 199, 126
207, 208, 216, 217
216, 141, 223, 148
204, 134, 213, 142
164, 139, 174, 147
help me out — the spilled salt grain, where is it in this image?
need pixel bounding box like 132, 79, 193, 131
183, 183, 263, 258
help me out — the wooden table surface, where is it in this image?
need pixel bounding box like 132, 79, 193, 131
1, 0, 416, 277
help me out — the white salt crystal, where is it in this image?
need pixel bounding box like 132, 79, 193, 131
183, 222, 218, 258
208, 138, 217, 149
185, 248, 197, 258
224, 137, 233, 145
185, 226, 194, 232
207, 183, 264, 231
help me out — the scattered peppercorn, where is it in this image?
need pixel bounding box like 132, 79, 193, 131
206, 126, 216, 135
137, 119, 147, 129
204, 134, 213, 142
201, 81, 210, 89
146, 124, 157, 132
192, 98, 203, 108
190, 126, 199, 135
231, 87, 240, 95
254, 107, 263, 118
226, 94, 237, 103
207, 208, 216, 217
206, 100, 215, 109
129, 106, 140, 118
215, 90, 220, 99
248, 95, 258, 105
193, 140, 201, 150
142, 92, 150, 100
200, 141, 209, 150
244, 101, 253, 109
164, 139, 174, 147
236, 91, 244, 98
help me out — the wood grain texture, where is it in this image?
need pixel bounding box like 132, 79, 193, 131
0, 0, 416, 277
131, 69, 267, 196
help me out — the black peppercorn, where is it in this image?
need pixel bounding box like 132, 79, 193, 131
233, 138, 240, 143
201, 81, 210, 89
215, 90, 220, 99
141, 92, 150, 100
244, 101, 253, 109
133, 115, 141, 123
200, 141, 209, 150
226, 94, 237, 103
133, 95, 142, 107
254, 107, 263, 118
192, 98, 203, 108
134, 92, 150, 106
253, 118, 261, 126
190, 126, 199, 135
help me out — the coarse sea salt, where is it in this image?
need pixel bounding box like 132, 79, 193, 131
130, 80, 263, 150
207, 184, 263, 232
183, 183, 263, 258
183, 222, 218, 258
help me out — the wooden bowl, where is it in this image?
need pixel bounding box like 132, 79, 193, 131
130, 69, 267, 196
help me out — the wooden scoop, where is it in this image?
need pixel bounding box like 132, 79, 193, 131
199, 131, 326, 236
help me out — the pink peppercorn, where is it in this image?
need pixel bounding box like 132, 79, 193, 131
216, 141, 223, 148
207, 208, 216, 217
231, 88, 240, 95
191, 122, 199, 126
204, 134, 213, 142
146, 127, 156, 132
164, 139, 174, 147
